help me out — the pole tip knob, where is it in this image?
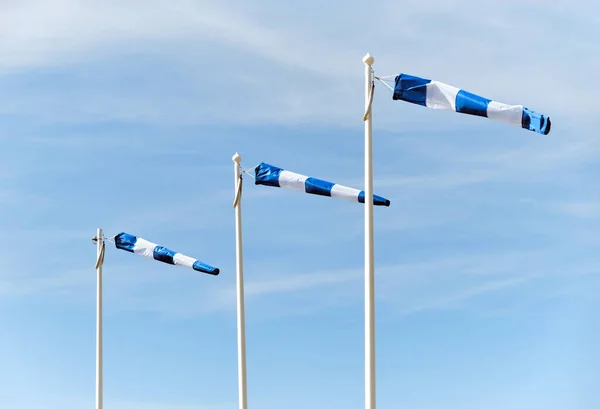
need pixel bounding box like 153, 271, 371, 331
362, 53, 374, 66
232, 152, 242, 163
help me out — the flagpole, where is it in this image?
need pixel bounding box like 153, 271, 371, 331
94, 228, 104, 409
363, 52, 376, 409
233, 153, 248, 409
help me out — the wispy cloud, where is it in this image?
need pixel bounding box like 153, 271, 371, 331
375, 171, 492, 191
108, 399, 234, 409
1, 0, 595, 126
3, 240, 593, 319
0, 0, 350, 77
0, 268, 91, 299
398, 274, 540, 315
103, 250, 600, 318
546, 202, 600, 220
2, 397, 234, 409
244, 268, 358, 296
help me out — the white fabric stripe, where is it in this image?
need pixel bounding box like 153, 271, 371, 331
425, 81, 459, 111
173, 253, 196, 269
486, 101, 523, 126
132, 238, 157, 259
330, 184, 361, 202
278, 170, 308, 192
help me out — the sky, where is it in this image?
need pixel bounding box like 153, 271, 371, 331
0, 0, 599, 408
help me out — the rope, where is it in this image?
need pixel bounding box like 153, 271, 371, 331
242, 169, 255, 179
363, 81, 375, 121
375, 77, 394, 93
242, 164, 259, 178
95, 241, 105, 270
233, 174, 243, 208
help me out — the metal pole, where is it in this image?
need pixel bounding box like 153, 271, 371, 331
95, 228, 104, 409
363, 52, 376, 409
233, 153, 248, 409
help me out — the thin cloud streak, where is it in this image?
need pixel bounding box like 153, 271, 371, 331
0, 0, 594, 127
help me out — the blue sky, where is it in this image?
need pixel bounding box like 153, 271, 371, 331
1, 0, 599, 408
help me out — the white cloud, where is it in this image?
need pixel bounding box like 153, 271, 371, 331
0, 0, 597, 126
0, 0, 351, 77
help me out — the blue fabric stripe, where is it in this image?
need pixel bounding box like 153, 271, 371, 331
193, 261, 220, 275
522, 107, 551, 135
255, 162, 283, 187
153, 246, 176, 265
358, 192, 391, 207
392, 74, 431, 106
455, 90, 490, 117
114, 232, 137, 252
305, 177, 334, 197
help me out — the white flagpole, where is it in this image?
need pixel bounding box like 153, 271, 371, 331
232, 153, 248, 409
94, 228, 104, 409
363, 52, 376, 409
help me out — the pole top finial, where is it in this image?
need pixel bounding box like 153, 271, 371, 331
362, 52, 374, 66
232, 152, 242, 163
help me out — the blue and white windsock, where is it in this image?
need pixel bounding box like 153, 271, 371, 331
254, 162, 391, 206
392, 73, 551, 135
114, 232, 219, 275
